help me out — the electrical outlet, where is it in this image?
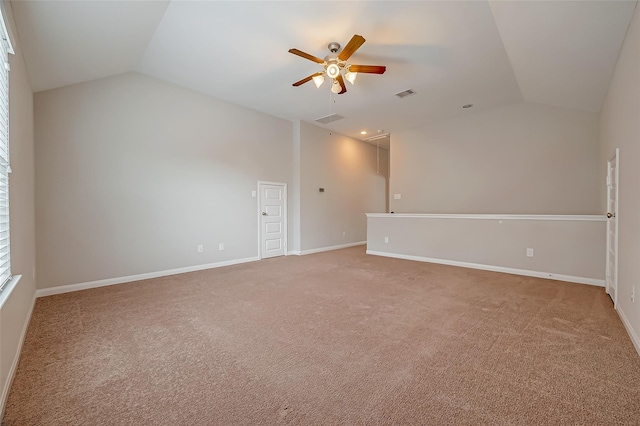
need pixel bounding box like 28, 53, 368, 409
219, 243, 224, 251
197, 244, 204, 253
384, 237, 389, 243
393, 194, 401, 200
526, 248, 534, 257
342, 231, 346, 237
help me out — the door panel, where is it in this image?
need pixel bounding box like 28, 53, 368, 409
265, 222, 281, 233
265, 205, 281, 216
265, 239, 282, 251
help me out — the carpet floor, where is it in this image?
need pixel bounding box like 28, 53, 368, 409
3, 246, 640, 425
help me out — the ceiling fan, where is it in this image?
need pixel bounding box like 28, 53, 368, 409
289, 34, 386, 95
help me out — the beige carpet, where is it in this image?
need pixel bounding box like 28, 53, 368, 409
3, 246, 640, 425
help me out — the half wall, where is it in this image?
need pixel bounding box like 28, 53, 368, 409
367, 214, 606, 285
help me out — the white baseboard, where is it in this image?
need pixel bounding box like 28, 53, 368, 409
35, 244, 366, 297
36, 256, 260, 298
366, 250, 604, 287
1, 290, 36, 418
287, 250, 301, 256
617, 306, 640, 357
300, 241, 366, 256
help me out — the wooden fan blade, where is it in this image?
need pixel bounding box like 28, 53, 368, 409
338, 34, 366, 61
348, 65, 386, 74
336, 74, 347, 94
292, 72, 323, 87
288, 48, 324, 64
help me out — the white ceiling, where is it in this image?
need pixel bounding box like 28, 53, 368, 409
10, 0, 637, 141
11, 0, 170, 91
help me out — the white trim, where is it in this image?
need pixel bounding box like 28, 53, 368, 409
300, 241, 366, 256
36, 257, 260, 298
287, 250, 301, 256
0, 274, 22, 310
617, 306, 640, 357
0, 8, 14, 55
257, 181, 288, 260
366, 250, 604, 287
365, 213, 606, 222
1, 289, 35, 418
363, 132, 390, 142
606, 148, 620, 307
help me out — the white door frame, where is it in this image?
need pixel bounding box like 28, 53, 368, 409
257, 181, 288, 259
605, 148, 619, 307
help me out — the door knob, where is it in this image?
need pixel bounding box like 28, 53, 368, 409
607, 212, 614, 218
262, 212, 267, 216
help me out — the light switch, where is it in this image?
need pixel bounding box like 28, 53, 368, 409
251, 190, 256, 198
394, 194, 401, 200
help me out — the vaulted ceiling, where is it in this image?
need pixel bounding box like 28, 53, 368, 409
10, 0, 637, 141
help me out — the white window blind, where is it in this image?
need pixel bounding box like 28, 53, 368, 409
0, 13, 11, 290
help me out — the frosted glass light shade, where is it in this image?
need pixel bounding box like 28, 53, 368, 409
312, 74, 325, 88
326, 63, 340, 79
345, 72, 357, 85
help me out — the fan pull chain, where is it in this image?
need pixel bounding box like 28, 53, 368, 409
328, 88, 336, 135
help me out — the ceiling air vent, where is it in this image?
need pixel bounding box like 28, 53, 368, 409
395, 89, 416, 99
315, 113, 344, 124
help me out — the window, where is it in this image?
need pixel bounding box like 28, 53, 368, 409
0, 10, 12, 291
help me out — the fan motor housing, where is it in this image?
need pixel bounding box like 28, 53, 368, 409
327, 42, 340, 53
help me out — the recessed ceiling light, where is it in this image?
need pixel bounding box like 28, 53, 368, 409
462, 104, 473, 109
360, 130, 367, 135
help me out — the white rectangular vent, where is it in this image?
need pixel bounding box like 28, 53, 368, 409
315, 113, 344, 124
395, 89, 416, 99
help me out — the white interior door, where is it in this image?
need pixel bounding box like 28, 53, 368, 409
259, 182, 287, 259
605, 148, 619, 305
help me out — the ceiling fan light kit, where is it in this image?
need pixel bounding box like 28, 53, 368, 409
326, 63, 340, 79
312, 74, 325, 88
345, 71, 357, 85
331, 80, 342, 94
289, 34, 386, 95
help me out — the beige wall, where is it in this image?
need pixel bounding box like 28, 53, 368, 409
599, 4, 640, 352
34, 77, 388, 284
35, 72, 293, 289
390, 102, 600, 214
367, 215, 605, 284
292, 121, 300, 252
0, 0, 36, 413
299, 121, 387, 252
